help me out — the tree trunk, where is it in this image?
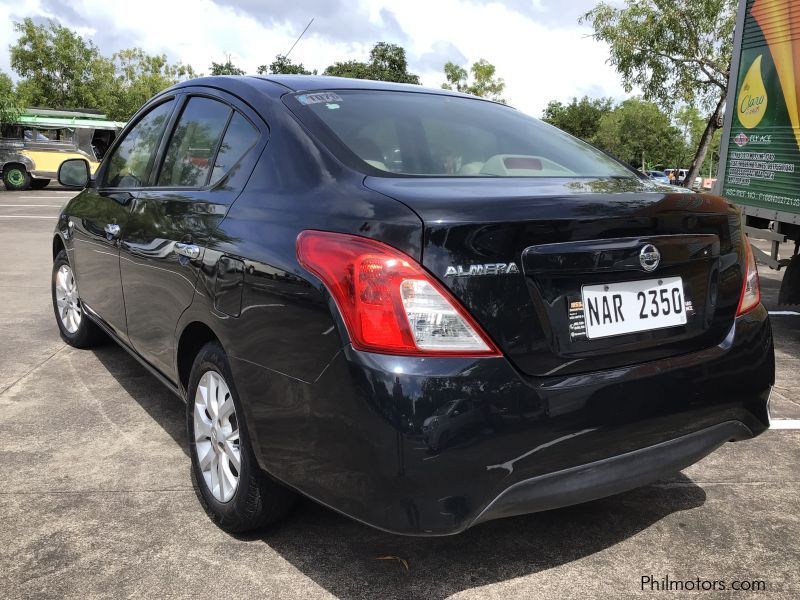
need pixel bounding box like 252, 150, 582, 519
684, 91, 727, 188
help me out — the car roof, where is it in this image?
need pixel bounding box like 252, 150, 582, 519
254, 74, 470, 97
169, 74, 485, 102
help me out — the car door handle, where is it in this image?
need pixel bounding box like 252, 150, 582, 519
104, 223, 121, 238
174, 242, 201, 259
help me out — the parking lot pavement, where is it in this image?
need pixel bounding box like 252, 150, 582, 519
1, 187, 798, 600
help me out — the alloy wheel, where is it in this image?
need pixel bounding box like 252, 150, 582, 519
55, 264, 82, 333
193, 370, 241, 503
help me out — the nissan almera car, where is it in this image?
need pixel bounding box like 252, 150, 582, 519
52, 75, 774, 536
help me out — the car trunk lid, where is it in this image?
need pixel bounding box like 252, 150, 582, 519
365, 176, 743, 377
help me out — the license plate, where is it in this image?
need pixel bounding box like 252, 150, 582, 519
581, 277, 687, 340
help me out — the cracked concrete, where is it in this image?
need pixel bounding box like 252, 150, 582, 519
1, 189, 799, 599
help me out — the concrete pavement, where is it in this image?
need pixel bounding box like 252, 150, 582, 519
0, 187, 798, 599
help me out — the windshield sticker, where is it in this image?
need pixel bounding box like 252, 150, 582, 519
298, 92, 343, 105
325, 103, 340, 110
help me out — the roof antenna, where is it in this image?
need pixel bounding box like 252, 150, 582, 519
285, 18, 314, 59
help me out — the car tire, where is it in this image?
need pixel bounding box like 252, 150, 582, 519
779, 254, 800, 305
51, 250, 105, 348
30, 177, 50, 190
3, 164, 31, 191
187, 341, 296, 533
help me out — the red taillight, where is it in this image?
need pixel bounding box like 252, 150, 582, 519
737, 240, 761, 316
296, 230, 501, 357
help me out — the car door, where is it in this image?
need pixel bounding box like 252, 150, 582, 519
119, 92, 262, 379
67, 99, 176, 340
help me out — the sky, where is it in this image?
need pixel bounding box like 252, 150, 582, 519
0, 0, 630, 118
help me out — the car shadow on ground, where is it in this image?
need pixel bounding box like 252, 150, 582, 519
90, 342, 707, 599
91, 344, 189, 457
255, 477, 705, 599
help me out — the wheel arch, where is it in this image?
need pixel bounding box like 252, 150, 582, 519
177, 320, 222, 393
53, 234, 66, 260
175, 315, 270, 472
2, 154, 35, 174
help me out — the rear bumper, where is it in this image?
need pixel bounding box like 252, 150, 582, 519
473, 420, 752, 526
232, 306, 773, 536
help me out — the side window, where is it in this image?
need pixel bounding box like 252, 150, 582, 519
157, 97, 230, 187
210, 112, 260, 184
104, 100, 174, 188
24, 128, 74, 142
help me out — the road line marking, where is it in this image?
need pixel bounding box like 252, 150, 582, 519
4, 195, 72, 199
0, 215, 57, 219
771, 419, 800, 429
0, 204, 62, 208
769, 311, 800, 316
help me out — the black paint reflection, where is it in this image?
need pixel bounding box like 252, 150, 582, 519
351, 356, 547, 455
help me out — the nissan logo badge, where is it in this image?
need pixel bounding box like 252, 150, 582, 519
639, 244, 661, 272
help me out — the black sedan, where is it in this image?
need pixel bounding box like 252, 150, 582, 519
52, 75, 773, 536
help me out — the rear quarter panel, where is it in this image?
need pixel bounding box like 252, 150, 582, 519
178, 93, 423, 491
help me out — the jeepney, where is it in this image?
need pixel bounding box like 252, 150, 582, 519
0, 108, 125, 191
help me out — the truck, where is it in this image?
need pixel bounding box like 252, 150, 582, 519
0, 108, 125, 191
716, 0, 800, 303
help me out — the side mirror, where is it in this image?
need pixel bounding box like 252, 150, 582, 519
58, 159, 90, 189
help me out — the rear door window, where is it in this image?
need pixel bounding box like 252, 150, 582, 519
157, 97, 231, 187
104, 100, 175, 188
210, 112, 259, 184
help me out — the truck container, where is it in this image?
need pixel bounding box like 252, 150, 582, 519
716, 0, 800, 302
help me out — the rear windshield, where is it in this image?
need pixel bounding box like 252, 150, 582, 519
289, 90, 635, 178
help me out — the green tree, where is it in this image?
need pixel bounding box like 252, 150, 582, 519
9, 19, 195, 120
675, 105, 706, 142
324, 42, 420, 84
324, 59, 370, 80
257, 54, 314, 75
582, 0, 736, 186
541, 96, 615, 140
441, 59, 506, 103
593, 98, 684, 168
10, 18, 113, 110
0, 71, 21, 126
106, 48, 196, 120
673, 105, 722, 177
367, 42, 419, 84
670, 105, 703, 168
210, 55, 245, 76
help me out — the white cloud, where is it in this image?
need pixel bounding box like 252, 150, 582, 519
391, 0, 628, 115
0, 0, 630, 117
